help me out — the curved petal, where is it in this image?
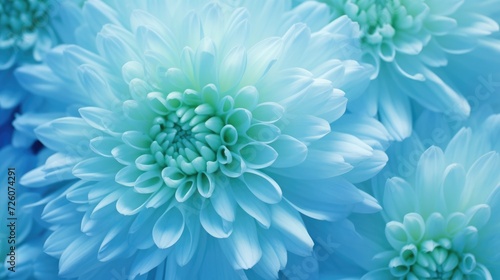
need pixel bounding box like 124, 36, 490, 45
270, 201, 313, 256
219, 210, 262, 269
281, 177, 365, 221
383, 177, 417, 222
415, 146, 446, 217
152, 207, 185, 249
200, 200, 233, 238
242, 170, 282, 204
231, 178, 271, 228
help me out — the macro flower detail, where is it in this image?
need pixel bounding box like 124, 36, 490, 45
109, 82, 284, 208
17, 0, 388, 278
321, 0, 500, 140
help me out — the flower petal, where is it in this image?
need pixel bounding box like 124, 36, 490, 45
269, 135, 307, 168
73, 157, 122, 180
200, 200, 233, 238
153, 207, 185, 249
242, 170, 282, 204
383, 177, 416, 222
219, 210, 262, 269
116, 189, 150, 216
231, 178, 271, 228
270, 202, 313, 256
415, 146, 446, 217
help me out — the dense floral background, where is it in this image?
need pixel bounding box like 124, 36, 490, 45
1, 0, 499, 279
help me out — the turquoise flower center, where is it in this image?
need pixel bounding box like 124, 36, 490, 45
331, 0, 429, 61
0, 0, 50, 42
390, 239, 478, 279
385, 211, 491, 279
126, 77, 282, 203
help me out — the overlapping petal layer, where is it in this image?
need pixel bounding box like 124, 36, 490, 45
321, 0, 500, 140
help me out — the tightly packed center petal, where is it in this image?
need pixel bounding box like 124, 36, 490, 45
385, 211, 491, 279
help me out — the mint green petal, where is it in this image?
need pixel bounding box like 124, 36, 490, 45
116, 189, 150, 216
383, 177, 417, 222
442, 163, 467, 214
153, 207, 185, 249
415, 146, 446, 217
464, 152, 500, 206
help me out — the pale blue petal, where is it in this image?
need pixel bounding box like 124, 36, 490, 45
219, 211, 262, 269
270, 202, 313, 256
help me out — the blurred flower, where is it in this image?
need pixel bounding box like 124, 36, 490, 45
320, 0, 500, 140
322, 112, 500, 279
0, 0, 83, 143
0, 0, 56, 68
0, 143, 60, 279
18, 0, 388, 278
1, 0, 55, 123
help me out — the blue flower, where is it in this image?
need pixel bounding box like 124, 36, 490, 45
18, 0, 388, 278
322, 112, 500, 279
0, 0, 83, 144
320, 0, 500, 140
0, 0, 55, 120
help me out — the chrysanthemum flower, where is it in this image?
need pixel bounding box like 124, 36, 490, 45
317, 0, 500, 140
17, 0, 389, 278
320, 113, 500, 279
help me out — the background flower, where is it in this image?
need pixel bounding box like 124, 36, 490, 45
0, 137, 60, 279
0, 0, 83, 145
318, 111, 500, 279
316, 0, 500, 140
16, 0, 390, 278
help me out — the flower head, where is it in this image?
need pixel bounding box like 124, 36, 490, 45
0, 0, 82, 140
323, 113, 500, 279
18, 0, 388, 278
0, 0, 56, 68
321, 0, 500, 140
